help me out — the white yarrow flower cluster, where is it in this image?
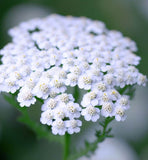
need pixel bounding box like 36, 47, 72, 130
40, 93, 81, 135
0, 14, 147, 135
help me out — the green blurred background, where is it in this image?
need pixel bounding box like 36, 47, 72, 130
0, 0, 148, 160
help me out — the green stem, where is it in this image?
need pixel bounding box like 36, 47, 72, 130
73, 85, 79, 102
68, 117, 115, 160
63, 86, 79, 160
64, 133, 70, 160
102, 117, 114, 135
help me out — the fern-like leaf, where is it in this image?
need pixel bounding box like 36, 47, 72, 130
3, 93, 64, 145
68, 117, 114, 160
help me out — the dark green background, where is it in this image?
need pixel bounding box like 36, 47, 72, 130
0, 0, 148, 160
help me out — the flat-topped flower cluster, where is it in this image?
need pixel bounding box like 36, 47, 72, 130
0, 14, 147, 135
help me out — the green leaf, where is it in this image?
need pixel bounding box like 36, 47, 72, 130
3, 93, 64, 145
68, 117, 115, 160
118, 85, 136, 100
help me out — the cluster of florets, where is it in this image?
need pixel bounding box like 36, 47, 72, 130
0, 14, 147, 135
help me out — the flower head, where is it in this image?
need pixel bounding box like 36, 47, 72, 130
0, 14, 147, 135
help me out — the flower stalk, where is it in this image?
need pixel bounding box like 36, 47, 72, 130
64, 133, 70, 160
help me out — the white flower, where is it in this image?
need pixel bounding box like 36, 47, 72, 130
92, 82, 107, 93
114, 106, 126, 121
57, 69, 67, 80
65, 73, 78, 87
62, 58, 76, 71
54, 108, 65, 119
3, 78, 20, 93
115, 76, 126, 88
30, 70, 42, 79
40, 109, 53, 125
33, 78, 50, 99
124, 73, 136, 85
48, 48, 61, 66
66, 119, 82, 134
65, 102, 81, 118
103, 74, 115, 86
52, 119, 66, 135
81, 91, 99, 107
116, 96, 130, 110
17, 87, 36, 107
87, 67, 103, 82
25, 77, 36, 89
50, 78, 66, 93
63, 51, 78, 58
109, 89, 120, 101
100, 92, 112, 105
31, 59, 44, 71
92, 57, 106, 70
137, 74, 147, 86
41, 98, 57, 111
79, 61, 90, 71
9, 71, 23, 86
20, 65, 31, 77
101, 102, 114, 117
70, 66, 82, 75
58, 93, 74, 104
78, 74, 92, 90
82, 105, 100, 122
